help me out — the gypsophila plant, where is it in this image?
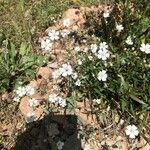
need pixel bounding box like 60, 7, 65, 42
54, 1, 150, 122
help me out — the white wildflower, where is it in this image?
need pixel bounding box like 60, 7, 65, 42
116, 24, 124, 32
61, 29, 70, 38
16, 87, 26, 97
82, 39, 87, 43
58, 97, 66, 107
72, 72, 78, 79
91, 44, 98, 53
26, 86, 35, 96
13, 96, 20, 102
97, 49, 110, 60
140, 43, 150, 54
41, 38, 52, 51
48, 94, 58, 103
59, 63, 73, 77
125, 36, 133, 45
77, 59, 82, 65
99, 42, 108, 51
74, 46, 80, 52
103, 11, 110, 18
25, 112, 36, 123
28, 98, 39, 107
49, 94, 66, 107
57, 141, 64, 150
48, 30, 59, 41
97, 70, 108, 81
125, 125, 139, 139
93, 99, 101, 104
75, 79, 81, 86
63, 18, 71, 27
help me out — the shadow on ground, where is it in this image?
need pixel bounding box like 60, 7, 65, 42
11, 114, 81, 150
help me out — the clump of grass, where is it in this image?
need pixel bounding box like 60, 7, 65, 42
0, 40, 48, 92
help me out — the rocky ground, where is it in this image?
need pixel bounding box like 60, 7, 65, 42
0, 4, 150, 150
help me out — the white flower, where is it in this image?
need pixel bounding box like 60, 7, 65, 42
25, 112, 36, 123
97, 49, 110, 60
63, 18, 71, 27
98, 70, 108, 81
58, 97, 66, 107
103, 11, 110, 18
59, 63, 73, 77
48, 30, 59, 41
88, 56, 93, 60
91, 44, 97, 53
75, 79, 81, 86
116, 24, 124, 32
16, 87, 26, 97
41, 38, 52, 51
61, 29, 70, 38
77, 59, 82, 65
125, 125, 139, 139
13, 96, 20, 102
28, 98, 39, 107
48, 94, 66, 107
99, 42, 108, 51
93, 99, 101, 104
125, 36, 133, 45
72, 72, 78, 79
48, 94, 58, 103
26, 86, 35, 96
74, 46, 80, 52
57, 141, 64, 150
140, 43, 150, 54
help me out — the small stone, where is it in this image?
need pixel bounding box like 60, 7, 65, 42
37, 67, 52, 80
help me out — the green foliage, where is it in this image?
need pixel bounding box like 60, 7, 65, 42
67, 1, 150, 118
0, 40, 48, 92
0, 0, 100, 48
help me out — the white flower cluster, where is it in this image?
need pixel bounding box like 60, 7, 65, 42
41, 38, 53, 51
125, 124, 139, 139
140, 43, 150, 54
59, 63, 73, 77
91, 42, 110, 60
28, 98, 39, 107
125, 36, 133, 45
90, 42, 109, 82
40, 18, 71, 51
48, 94, 66, 107
14, 86, 35, 102
61, 29, 70, 38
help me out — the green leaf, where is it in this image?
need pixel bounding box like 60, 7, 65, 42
19, 41, 29, 56
129, 93, 146, 105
